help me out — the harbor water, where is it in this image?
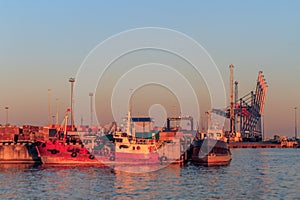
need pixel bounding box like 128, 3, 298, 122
0, 149, 299, 199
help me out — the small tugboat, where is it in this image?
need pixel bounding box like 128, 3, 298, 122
191, 129, 231, 166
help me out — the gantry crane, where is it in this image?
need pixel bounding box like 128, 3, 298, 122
212, 66, 268, 141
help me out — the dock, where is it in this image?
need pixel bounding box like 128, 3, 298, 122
0, 125, 41, 164
0, 123, 299, 165
0, 142, 40, 164
228, 141, 299, 149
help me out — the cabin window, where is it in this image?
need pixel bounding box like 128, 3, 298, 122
133, 146, 135, 150
115, 138, 123, 143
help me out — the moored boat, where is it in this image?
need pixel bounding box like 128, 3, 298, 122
36, 109, 162, 166
107, 132, 160, 165
191, 129, 231, 166
191, 139, 231, 166
105, 110, 161, 165
36, 110, 113, 165
36, 139, 106, 165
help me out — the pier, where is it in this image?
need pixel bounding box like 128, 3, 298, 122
228, 141, 299, 149
0, 125, 298, 165
0, 142, 40, 164
0, 125, 41, 164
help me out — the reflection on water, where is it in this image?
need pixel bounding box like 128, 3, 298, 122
0, 149, 299, 199
112, 162, 171, 174
0, 164, 40, 171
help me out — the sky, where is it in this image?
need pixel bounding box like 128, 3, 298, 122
0, 0, 299, 138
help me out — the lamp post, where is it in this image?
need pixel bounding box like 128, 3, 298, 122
229, 64, 235, 134
262, 114, 265, 141
52, 115, 55, 124
69, 78, 75, 131
5, 106, 9, 126
89, 93, 93, 127
48, 89, 51, 125
205, 111, 210, 131
295, 107, 298, 139
55, 98, 59, 125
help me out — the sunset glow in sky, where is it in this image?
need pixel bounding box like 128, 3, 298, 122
0, 1, 299, 138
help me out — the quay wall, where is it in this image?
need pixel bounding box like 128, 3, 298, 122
0, 142, 40, 164
228, 142, 299, 149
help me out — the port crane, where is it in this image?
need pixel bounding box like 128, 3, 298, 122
212, 66, 268, 141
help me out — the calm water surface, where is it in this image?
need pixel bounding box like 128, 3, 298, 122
0, 149, 299, 199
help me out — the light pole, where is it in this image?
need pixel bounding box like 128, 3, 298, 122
295, 107, 298, 139
205, 111, 210, 131
48, 89, 51, 125
89, 93, 93, 127
127, 89, 133, 136
55, 98, 59, 125
262, 114, 265, 141
5, 106, 9, 126
69, 78, 75, 131
229, 64, 236, 135
129, 89, 133, 114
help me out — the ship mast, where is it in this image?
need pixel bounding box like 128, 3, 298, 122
89, 92, 93, 127
126, 109, 131, 136
126, 89, 133, 136
64, 110, 69, 140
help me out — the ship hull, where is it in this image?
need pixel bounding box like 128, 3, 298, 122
39, 152, 159, 166
192, 154, 232, 166
39, 155, 104, 165
36, 140, 160, 165
36, 140, 111, 165
191, 139, 231, 166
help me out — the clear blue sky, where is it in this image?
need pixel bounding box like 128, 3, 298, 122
0, 0, 299, 138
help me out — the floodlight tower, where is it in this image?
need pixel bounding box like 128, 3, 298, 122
55, 98, 59, 125
69, 78, 75, 131
89, 92, 93, 127
48, 89, 51, 125
295, 107, 298, 139
229, 64, 235, 135
5, 106, 9, 126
